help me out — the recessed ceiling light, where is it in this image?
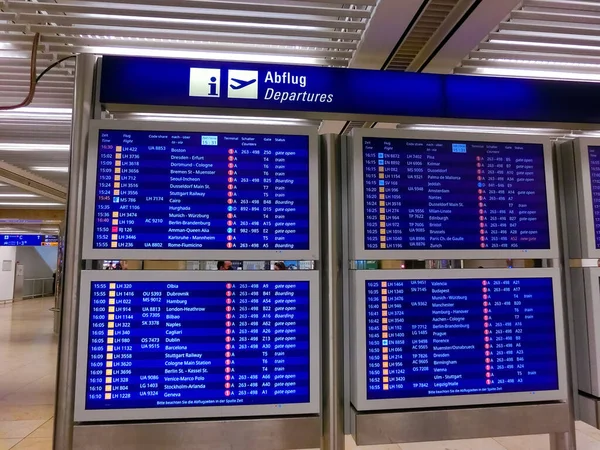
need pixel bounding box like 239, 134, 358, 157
0, 194, 38, 198
0, 144, 70, 152
86, 46, 323, 65
31, 166, 69, 173
465, 67, 600, 82
0, 202, 64, 206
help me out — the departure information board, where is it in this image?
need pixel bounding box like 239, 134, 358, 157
91, 129, 310, 251
365, 277, 559, 401
361, 137, 550, 251
588, 146, 600, 248
83, 280, 310, 411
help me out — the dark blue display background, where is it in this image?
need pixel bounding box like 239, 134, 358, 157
365, 277, 559, 400
0, 235, 57, 246
85, 281, 310, 410
363, 137, 550, 251
93, 130, 310, 250
588, 146, 600, 249
101, 56, 600, 124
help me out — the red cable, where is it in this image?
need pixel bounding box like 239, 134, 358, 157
0, 33, 41, 111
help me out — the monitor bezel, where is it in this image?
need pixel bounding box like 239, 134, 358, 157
74, 270, 321, 422
348, 129, 560, 260
350, 268, 568, 411
82, 120, 320, 260
581, 268, 600, 395
571, 138, 600, 259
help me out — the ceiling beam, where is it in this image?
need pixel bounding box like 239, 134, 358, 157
406, 0, 478, 72
350, 0, 426, 69
66, 0, 373, 19
0, 209, 65, 220
0, 161, 67, 203
421, 0, 522, 74
320, 0, 425, 135
8, 1, 367, 30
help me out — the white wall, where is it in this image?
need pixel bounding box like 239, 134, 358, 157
15, 246, 57, 279
0, 246, 16, 301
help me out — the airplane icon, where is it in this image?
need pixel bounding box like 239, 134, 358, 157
230, 78, 257, 90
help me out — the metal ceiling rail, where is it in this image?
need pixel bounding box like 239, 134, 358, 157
2, 86, 73, 93
1, 98, 73, 107
16, 13, 363, 40
0, 12, 17, 20
25, 25, 358, 52
0, 72, 70, 82
499, 21, 600, 37
512, 9, 600, 24
64, 0, 373, 19
477, 40, 600, 57
0, 57, 75, 67
458, 0, 600, 79
7, 1, 367, 30
487, 31, 600, 47
33, 44, 349, 67
470, 48, 600, 64
0, 126, 71, 134
461, 58, 600, 73
0, 65, 72, 75
524, 0, 600, 12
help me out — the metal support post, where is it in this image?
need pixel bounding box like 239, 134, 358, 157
555, 143, 581, 450
53, 53, 96, 450
550, 432, 570, 450
320, 134, 344, 450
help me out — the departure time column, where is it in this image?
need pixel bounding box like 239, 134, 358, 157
93, 136, 117, 249
363, 141, 382, 249
86, 283, 111, 404
366, 281, 386, 392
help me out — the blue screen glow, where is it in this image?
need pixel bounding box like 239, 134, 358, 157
85, 280, 310, 410
365, 277, 559, 400
362, 137, 550, 251
588, 146, 600, 249
93, 130, 310, 250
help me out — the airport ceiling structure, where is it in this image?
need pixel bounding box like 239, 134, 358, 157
0, 0, 599, 214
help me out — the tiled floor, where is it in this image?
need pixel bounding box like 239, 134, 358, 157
0, 298, 56, 450
1, 298, 600, 450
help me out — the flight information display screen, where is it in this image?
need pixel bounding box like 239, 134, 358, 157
365, 277, 559, 400
362, 137, 550, 250
84, 280, 310, 410
588, 146, 600, 248
92, 130, 310, 250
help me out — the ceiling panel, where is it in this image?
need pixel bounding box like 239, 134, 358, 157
457, 0, 600, 81
341, 0, 478, 134
0, 0, 378, 211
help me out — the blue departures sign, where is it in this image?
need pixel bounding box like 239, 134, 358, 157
101, 56, 600, 124
365, 277, 558, 400
94, 130, 310, 250
363, 138, 550, 251
85, 280, 310, 410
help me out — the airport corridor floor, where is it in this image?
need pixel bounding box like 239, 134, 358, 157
1, 298, 600, 450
